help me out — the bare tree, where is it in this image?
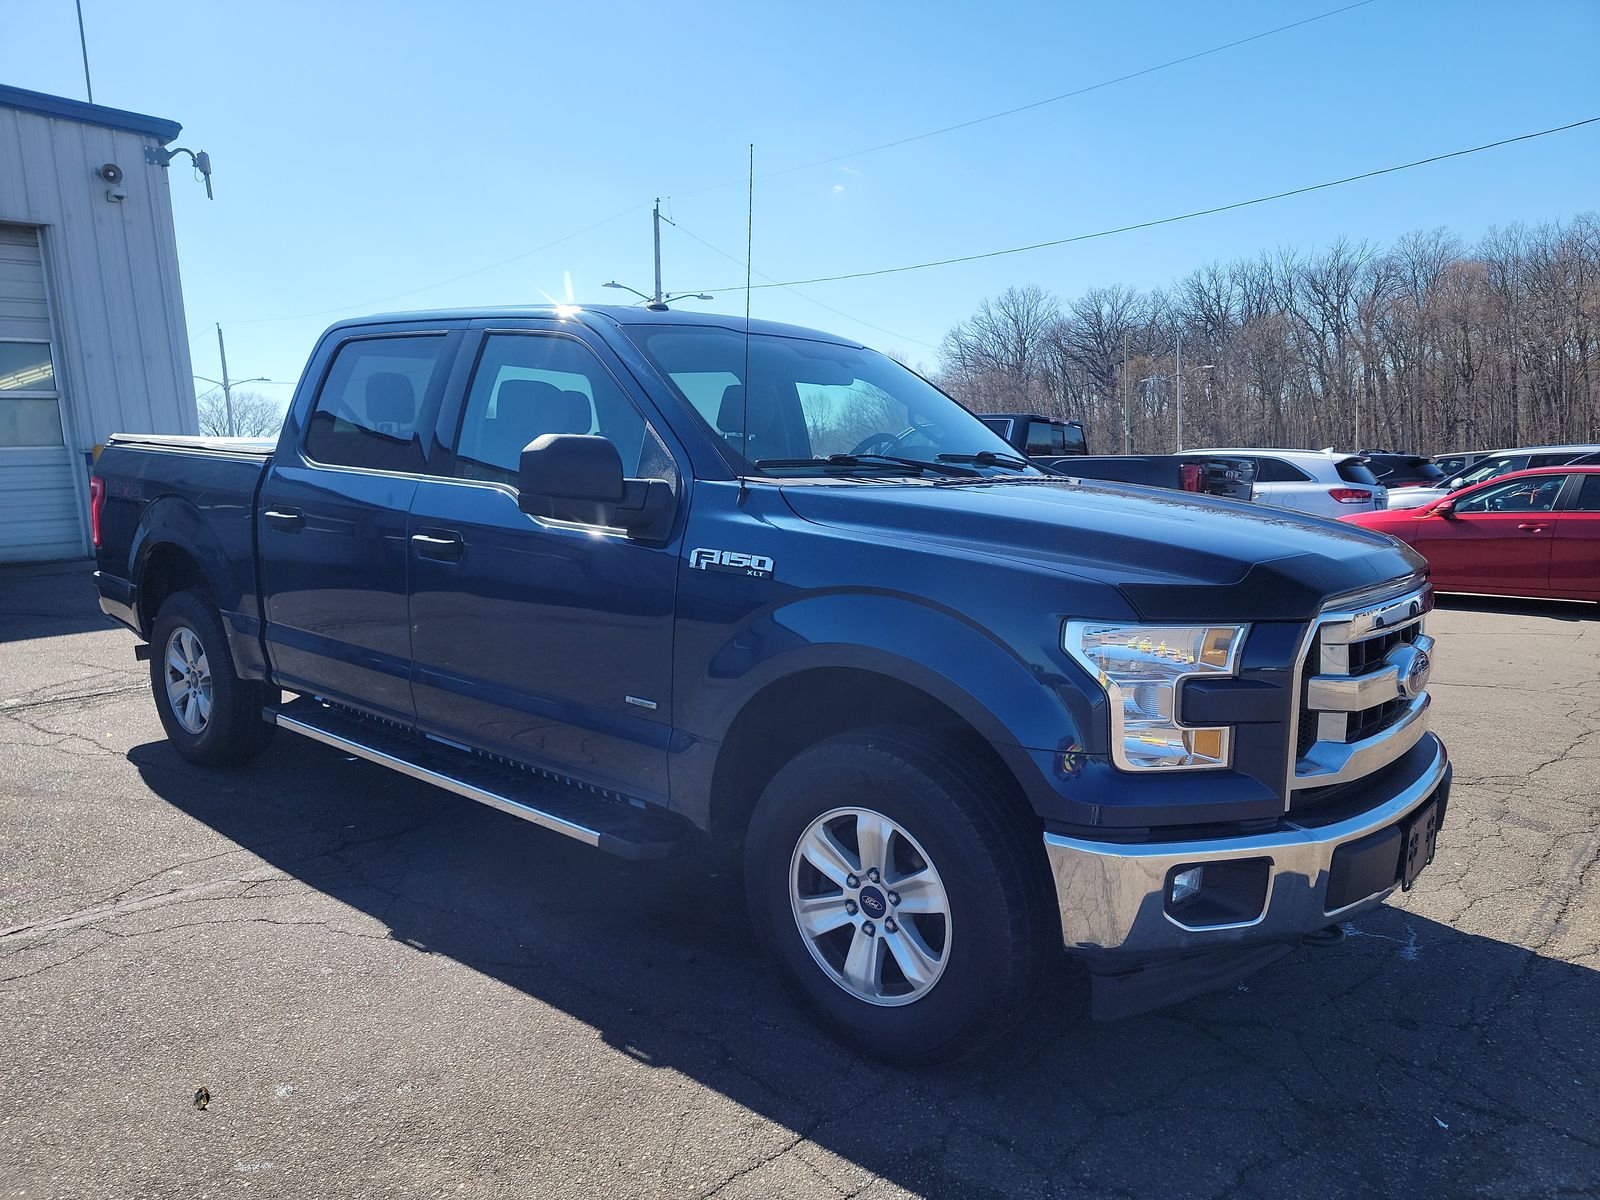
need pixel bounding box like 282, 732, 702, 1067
937, 213, 1599, 454
197, 389, 286, 438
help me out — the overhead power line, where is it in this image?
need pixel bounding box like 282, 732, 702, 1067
693, 117, 1600, 293
659, 214, 940, 350
666, 0, 1383, 200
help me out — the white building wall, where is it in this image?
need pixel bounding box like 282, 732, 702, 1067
0, 93, 197, 560
0, 104, 198, 443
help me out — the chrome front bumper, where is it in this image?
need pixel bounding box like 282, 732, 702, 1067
1043, 734, 1449, 955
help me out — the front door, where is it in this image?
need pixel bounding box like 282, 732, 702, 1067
406, 327, 684, 806
258, 330, 456, 721
1422, 473, 1564, 595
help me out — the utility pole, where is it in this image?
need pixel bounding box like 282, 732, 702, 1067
1171, 326, 1184, 454
216, 324, 234, 438
1121, 330, 1131, 454
652, 199, 664, 309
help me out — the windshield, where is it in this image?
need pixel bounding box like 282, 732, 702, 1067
1446, 455, 1524, 490
623, 325, 1040, 478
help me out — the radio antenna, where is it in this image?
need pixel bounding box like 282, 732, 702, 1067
738, 143, 754, 504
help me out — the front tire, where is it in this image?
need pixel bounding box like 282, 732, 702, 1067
744, 728, 1056, 1064
149, 590, 277, 766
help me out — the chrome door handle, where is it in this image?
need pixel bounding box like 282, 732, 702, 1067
1516, 523, 1547, 532
411, 531, 465, 561
263, 509, 304, 531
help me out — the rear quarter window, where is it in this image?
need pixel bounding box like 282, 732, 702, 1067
1254, 457, 1313, 483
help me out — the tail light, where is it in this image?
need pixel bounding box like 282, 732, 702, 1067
1178, 463, 1202, 492
89, 476, 106, 548
1327, 487, 1371, 504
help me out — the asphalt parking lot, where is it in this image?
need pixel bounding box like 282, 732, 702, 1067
1, 563, 1596, 1199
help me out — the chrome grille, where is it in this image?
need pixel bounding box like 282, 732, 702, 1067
1289, 578, 1434, 792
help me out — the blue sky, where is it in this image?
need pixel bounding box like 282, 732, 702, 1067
4, 0, 1598, 400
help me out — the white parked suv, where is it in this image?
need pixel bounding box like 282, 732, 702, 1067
1180, 449, 1387, 518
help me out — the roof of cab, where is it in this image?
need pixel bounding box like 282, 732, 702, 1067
321, 304, 866, 348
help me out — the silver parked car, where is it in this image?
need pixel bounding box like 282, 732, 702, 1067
1385, 444, 1600, 509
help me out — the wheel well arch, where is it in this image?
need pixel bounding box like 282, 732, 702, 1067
137, 542, 211, 635
708, 667, 1034, 844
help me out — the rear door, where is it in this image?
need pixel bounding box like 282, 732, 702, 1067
258, 327, 459, 721
1549, 473, 1600, 600
405, 324, 685, 806
1422, 474, 1563, 594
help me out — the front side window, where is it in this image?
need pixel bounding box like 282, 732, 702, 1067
454, 333, 672, 486
1454, 475, 1564, 514
624, 325, 1038, 478
304, 336, 448, 472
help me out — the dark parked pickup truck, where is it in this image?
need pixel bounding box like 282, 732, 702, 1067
93, 305, 1449, 1061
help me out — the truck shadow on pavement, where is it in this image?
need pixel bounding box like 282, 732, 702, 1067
134, 736, 1599, 1199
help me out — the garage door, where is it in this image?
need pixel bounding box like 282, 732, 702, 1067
0, 224, 84, 563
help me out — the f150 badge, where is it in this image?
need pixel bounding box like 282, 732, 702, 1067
690, 548, 774, 579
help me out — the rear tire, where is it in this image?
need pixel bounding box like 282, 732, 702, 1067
149, 590, 277, 766
744, 727, 1056, 1064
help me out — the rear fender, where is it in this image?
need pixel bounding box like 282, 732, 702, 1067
130, 496, 266, 679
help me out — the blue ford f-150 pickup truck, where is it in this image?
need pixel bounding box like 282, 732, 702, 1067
92, 305, 1448, 1062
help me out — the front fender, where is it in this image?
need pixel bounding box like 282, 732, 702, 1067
683, 589, 1102, 758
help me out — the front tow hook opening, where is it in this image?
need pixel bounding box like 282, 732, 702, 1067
1302, 923, 1346, 948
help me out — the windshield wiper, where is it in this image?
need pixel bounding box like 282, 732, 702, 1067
937, 450, 1032, 471
753, 454, 977, 477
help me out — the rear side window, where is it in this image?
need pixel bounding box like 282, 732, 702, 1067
1254, 457, 1312, 483
304, 336, 449, 472
1024, 420, 1065, 456
1336, 459, 1379, 486
1529, 452, 1579, 468
1573, 475, 1600, 511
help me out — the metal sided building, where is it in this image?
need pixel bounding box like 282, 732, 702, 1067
0, 84, 198, 563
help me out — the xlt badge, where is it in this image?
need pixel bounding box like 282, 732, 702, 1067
689, 548, 774, 579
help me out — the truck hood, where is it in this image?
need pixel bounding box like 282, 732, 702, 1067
779, 478, 1426, 623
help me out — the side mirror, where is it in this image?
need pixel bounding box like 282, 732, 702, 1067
1432, 499, 1457, 519
517, 433, 674, 539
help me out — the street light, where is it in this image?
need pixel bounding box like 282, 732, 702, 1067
1140, 359, 1214, 451
194, 372, 267, 437
602, 280, 712, 312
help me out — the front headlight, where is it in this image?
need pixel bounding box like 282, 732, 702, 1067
1064, 621, 1247, 771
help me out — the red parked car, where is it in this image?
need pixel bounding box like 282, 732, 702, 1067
1342, 466, 1600, 602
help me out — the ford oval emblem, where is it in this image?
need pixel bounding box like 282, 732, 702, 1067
1395, 645, 1432, 699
